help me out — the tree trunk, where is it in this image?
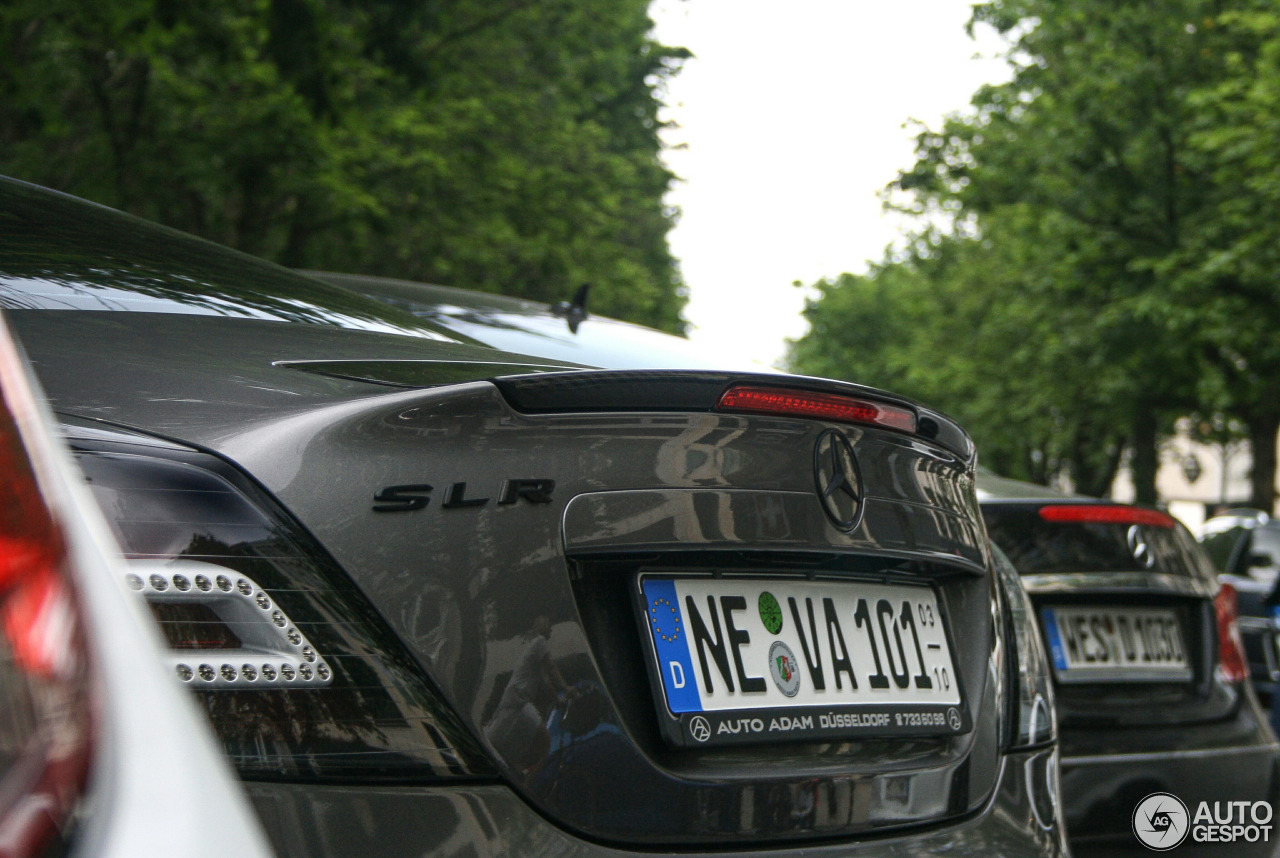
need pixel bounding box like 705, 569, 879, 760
1076, 439, 1126, 499
278, 200, 317, 269
1248, 411, 1280, 514
1130, 408, 1159, 506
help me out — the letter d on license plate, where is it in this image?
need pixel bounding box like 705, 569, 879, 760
636, 575, 969, 747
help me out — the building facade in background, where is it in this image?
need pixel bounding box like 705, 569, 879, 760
1112, 419, 1278, 530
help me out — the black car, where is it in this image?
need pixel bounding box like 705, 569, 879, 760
1198, 510, 1280, 705
0, 176, 1067, 858
979, 472, 1279, 856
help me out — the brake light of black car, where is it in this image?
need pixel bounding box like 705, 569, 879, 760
716, 385, 918, 433
1037, 505, 1176, 528
70, 441, 496, 783
1214, 582, 1249, 684
0, 332, 93, 856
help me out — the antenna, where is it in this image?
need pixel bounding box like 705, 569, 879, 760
551, 283, 590, 333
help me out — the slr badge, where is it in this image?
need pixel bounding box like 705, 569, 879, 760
372, 479, 554, 512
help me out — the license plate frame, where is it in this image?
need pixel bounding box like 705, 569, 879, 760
1040, 605, 1192, 683
634, 573, 971, 748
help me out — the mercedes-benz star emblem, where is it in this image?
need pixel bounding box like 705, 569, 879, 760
1127, 525, 1154, 568
814, 429, 864, 531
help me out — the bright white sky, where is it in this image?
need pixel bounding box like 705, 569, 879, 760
648, 1, 1010, 367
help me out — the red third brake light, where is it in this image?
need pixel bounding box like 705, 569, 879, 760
716, 385, 918, 433
1215, 582, 1249, 684
1038, 504, 1177, 529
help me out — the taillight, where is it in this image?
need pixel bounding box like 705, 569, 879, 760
1037, 504, 1176, 528
716, 385, 918, 433
72, 441, 496, 783
990, 545, 1055, 749
0, 329, 92, 855
1214, 582, 1249, 684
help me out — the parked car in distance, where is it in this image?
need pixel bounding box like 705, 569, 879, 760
1198, 509, 1280, 705
0, 311, 273, 857
1, 175, 1067, 858
978, 471, 1279, 856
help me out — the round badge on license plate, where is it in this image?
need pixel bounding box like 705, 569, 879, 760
769, 640, 801, 697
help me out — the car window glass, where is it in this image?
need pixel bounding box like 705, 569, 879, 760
1249, 529, 1280, 588
1199, 527, 1244, 573
983, 504, 1209, 577
0, 182, 459, 342
312, 272, 777, 372
424, 309, 763, 371
1252, 528, 1280, 561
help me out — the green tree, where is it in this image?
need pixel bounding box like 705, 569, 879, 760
790, 216, 1130, 495
895, 0, 1226, 503
1171, 7, 1280, 510
796, 0, 1280, 506
0, 0, 688, 331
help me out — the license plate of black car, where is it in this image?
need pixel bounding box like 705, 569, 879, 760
1040, 605, 1191, 682
636, 575, 968, 748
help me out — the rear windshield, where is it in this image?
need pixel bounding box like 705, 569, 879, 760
0, 180, 457, 342
311, 271, 776, 372
1199, 525, 1245, 572
982, 503, 1215, 578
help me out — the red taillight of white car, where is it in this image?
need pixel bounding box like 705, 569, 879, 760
1214, 581, 1249, 684
0, 329, 93, 856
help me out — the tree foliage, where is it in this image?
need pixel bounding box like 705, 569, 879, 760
0, 0, 688, 331
791, 0, 1280, 507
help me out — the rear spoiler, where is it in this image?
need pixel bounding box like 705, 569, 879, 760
494, 370, 975, 465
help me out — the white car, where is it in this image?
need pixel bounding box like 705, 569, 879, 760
0, 314, 274, 858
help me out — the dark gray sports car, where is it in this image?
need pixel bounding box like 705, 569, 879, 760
0, 176, 1065, 857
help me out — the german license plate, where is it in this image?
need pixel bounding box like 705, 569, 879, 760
1041, 606, 1191, 682
637, 575, 968, 747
